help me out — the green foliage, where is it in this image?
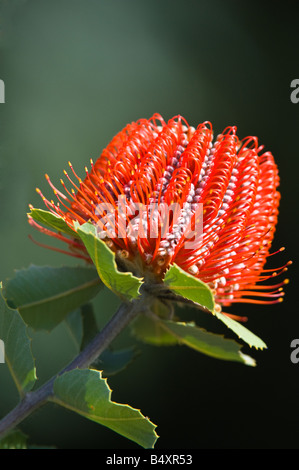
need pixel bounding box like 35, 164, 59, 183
79, 302, 99, 349
164, 263, 215, 311
157, 319, 255, 365
65, 303, 138, 375
74, 222, 143, 301
28, 207, 78, 238
64, 309, 84, 348
94, 347, 138, 376
131, 305, 255, 365
0, 429, 28, 449
132, 313, 178, 346
131, 298, 177, 345
0, 211, 267, 448
52, 368, 158, 448
0, 429, 55, 449
0, 287, 36, 395
213, 310, 267, 350
164, 263, 267, 350
2, 265, 103, 331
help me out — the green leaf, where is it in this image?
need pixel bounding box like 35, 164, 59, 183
0, 429, 54, 449
132, 314, 178, 346
150, 297, 175, 319
164, 263, 215, 312
74, 222, 143, 301
28, 207, 78, 238
2, 266, 103, 331
213, 310, 267, 350
0, 429, 28, 449
97, 347, 138, 376
131, 299, 178, 346
80, 302, 99, 350
53, 368, 158, 448
0, 287, 37, 394
163, 265, 266, 351
64, 309, 83, 349
158, 319, 256, 366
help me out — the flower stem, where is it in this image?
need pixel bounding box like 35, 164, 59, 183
0, 298, 142, 440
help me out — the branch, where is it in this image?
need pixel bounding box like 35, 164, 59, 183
0, 298, 142, 439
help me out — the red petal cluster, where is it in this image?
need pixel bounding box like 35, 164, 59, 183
29, 114, 289, 308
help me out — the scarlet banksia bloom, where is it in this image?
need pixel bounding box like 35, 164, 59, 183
29, 114, 289, 310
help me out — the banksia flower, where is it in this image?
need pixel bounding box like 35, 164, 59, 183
29, 114, 289, 311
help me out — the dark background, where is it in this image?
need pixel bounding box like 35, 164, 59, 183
0, 0, 298, 449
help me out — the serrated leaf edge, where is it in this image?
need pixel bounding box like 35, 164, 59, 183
74, 222, 143, 300
52, 369, 159, 448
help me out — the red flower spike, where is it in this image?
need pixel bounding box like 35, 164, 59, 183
30, 114, 289, 310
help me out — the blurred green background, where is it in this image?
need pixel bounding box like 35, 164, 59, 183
0, 0, 298, 449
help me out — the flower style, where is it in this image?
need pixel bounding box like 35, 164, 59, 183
29, 114, 289, 310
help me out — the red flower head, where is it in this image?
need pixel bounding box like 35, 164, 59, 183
29, 114, 289, 311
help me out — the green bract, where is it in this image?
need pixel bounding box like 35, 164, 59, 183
164, 263, 215, 312
164, 263, 267, 350
28, 207, 78, 238
74, 222, 143, 301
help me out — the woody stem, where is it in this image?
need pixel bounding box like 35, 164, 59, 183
0, 298, 142, 440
